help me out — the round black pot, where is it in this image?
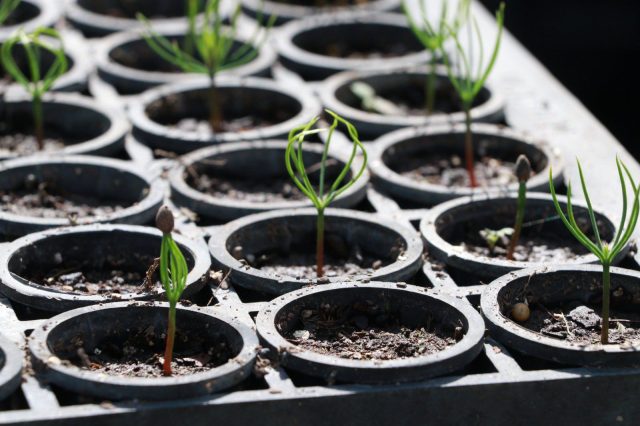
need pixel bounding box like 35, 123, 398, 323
95, 26, 276, 95
29, 302, 259, 400
169, 140, 369, 221
0, 155, 164, 237
0, 224, 211, 313
129, 77, 321, 154
0, 0, 60, 41
257, 281, 484, 383
369, 123, 564, 206
1, 31, 92, 94
65, 0, 228, 38
208, 208, 423, 295
0, 334, 22, 401
420, 193, 621, 280
275, 12, 430, 81
0, 93, 129, 160
241, 0, 400, 26
481, 265, 640, 366
320, 67, 504, 140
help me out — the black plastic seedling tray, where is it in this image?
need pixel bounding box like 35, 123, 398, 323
3, 1, 640, 425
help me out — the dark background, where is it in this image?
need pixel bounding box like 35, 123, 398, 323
480, 0, 640, 159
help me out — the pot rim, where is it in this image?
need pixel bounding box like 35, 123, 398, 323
0, 333, 23, 400
242, 0, 400, 22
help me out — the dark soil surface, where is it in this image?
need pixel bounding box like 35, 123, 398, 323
513, 303, 640, 346
236, 236, 398, 280
321, 41, 412, 59
0, 178, 128, 219
66, 326, 233, 378
394, 153, 519, 188
282, 300, 458, 360
0, 133, 66, 156
462, 235, 587, 263
26, 254, 158, 296
187, 174, 305, 203
173, 116, 275, 134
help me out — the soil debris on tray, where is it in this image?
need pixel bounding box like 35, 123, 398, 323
282, 300, 458, 360
66, 328, 233, 378
513, 303, 640, 346
0, 176, 128, 219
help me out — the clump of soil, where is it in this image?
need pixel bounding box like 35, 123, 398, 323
511, 303, 640, 346
395, 153, 519, 188
26, 253, 158, 296
0, 176, 128, 219
65, 326, 233, 378
187, 174, 305, 203
235, 235, 402, 280
282, 300, 459, 360
0, 133, 65, 156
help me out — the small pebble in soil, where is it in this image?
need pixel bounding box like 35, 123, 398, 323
511, 303, 530, 322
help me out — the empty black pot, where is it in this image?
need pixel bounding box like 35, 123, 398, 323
129, 77, 321, 154
275, 12, 430, 81
369, 123, 564, 206
0, 224, 211, 312
169, 140, 369, 221
257, 281, 484, 383
29, 302, 259, 400
481, 265, 640, 366
320, 67, 504, 140
208, 208, 423, 295
0, 155, 164, 237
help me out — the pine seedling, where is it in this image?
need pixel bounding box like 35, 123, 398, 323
285, 110, 367, 278
138, 0, 275, 133
155, 206, 189, 376
441, 2, 505, 187
403, 0, 470, 115
505, 155, 531, 260
0, 0, 20, 25
549, 158, 640, 344
1, 27, 67, 150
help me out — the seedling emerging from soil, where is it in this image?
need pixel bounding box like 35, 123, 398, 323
505, 155, 531, 260
441, 2, 505, 188
0, 0, 20, 25
139, 0, 274, 133
155, 206, 189, 376
1, 27, 67, 150
350, 81, 403, 116
549, 158, 640, 344
285, 110, 367, 278
403, 0, 470, 114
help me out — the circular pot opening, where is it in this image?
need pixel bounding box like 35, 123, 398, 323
382, 130, 548, 190
1, 48, 75, 84
7, 230, 196, 297
336, 73, 491, 117
144, 86, 302, 135
77, 0, 197, 19
293, 22, 423, 59
0, 101, 112, 156
0, 1, 39, 26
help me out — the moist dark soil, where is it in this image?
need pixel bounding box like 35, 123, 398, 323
235, 235, 401, 280
512, 303, 640, 346
321, 41, 413, 59
461, 235, 587, 263
282, 300, 458, 360
83, 0, 191, 19
172, 116, 276, 134
0, 133, 65, 156
25, 253, 159, 296
394, 153, 519, 188
64, 326, 233, 378
187, 173, 305, 203
0, 179, 128, 219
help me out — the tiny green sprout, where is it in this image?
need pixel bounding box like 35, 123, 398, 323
506, 155, 531, 260
1, 27, 67, 151
285, 110, 367, 278
138, 0, 275, 133
350, 81, 404, 116
441, 2, 505, 188
480, 227, 513, 254
403, 0, 470, 115
0, 0, 20, 25
155, 205, 189, 376
549, 158, 640, 344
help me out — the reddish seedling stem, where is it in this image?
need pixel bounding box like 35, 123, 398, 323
316, 210, 325, 278
163, 301, 177, 376
464, 109, 477, 188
